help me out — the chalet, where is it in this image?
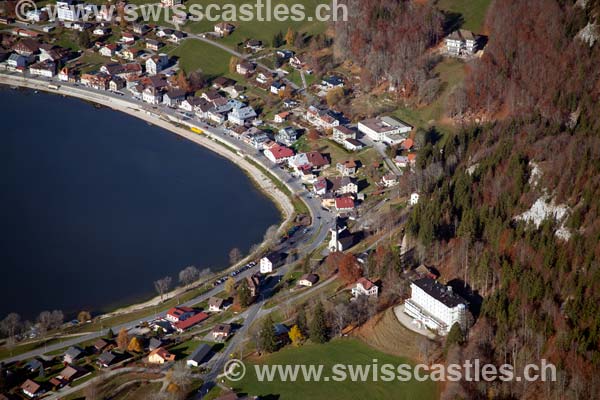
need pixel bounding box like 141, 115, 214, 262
163, 88, 187, 107
187, 344, 212, 367
173, 312, 209, 332
97, 351, 117, 368
208, 296, 224, 312
245, 39, 263, 52
236, 61, 256, 76
260, 252, 285, 274
275, 126, 297, 146
335, 196, 355, 213
264, 145, 294, 164
166, 306, 195, 323
351, 277, 378, 297
332, 125, 356, 144
337, 160, 357, 176
445, 29, 478, 56
212, 324, 232, 341
146, 39, 163, 52
214, 22, 235, 37
21, 379, 43, 398
63, 346, 83, 364
305, 106, 340, 129
274, 111, 290, 124
381, 173, 398, 187
29, 60, 55, 77
358, 116, 412, 145
148, 347, 175, 364
298, 273, 319, 287
404, 277, 470, 335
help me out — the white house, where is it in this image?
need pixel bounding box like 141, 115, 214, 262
305, 106, 340, 129
208, 297, 224, 312
29, 60, 55, 77
145, 54, 168, 76
56, 0, 78, 21
298, 274, 319, 287
264, 145, 294, 164
142, 86, 163, 104
332, 125, 355, 144
445, 29, 478, 56
275, 126, 297, 146
351, 277, 378, 297
410, 192, 420, 205
358, 116, 412, 145
228, 106, 257, 125
259, 253, 284, 274
404, 277, 469, 335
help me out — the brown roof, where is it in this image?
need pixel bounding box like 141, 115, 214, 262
212, 323, 232, 335
208, 297, 224, 308
21, 379, 41, 394
299, 273, 319, 284
305, 151, 330, 167
356, 277, 375, 290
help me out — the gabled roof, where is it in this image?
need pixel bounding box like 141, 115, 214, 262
335, 197, 355, 210
268, 145, 294, 160
412, 277, 468, 308
173, 312, 209, 331
356, 277, 375, 290
188, 343, 212, 363
21, 379, 41, 394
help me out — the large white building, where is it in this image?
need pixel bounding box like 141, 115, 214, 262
358, 116, 412, 145
55, 0, 78, 21
404, 277, 469, 335
445, 29, 478, 56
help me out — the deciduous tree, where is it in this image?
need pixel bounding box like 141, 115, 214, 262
128, 336, 143, 353
288, 324, 304, 346
116, 328, 129, 350
154, 276, 172, 301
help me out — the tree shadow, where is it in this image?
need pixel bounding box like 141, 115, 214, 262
442, 11, 464, 35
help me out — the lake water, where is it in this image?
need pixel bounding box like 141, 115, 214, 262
0, 87, 280, 320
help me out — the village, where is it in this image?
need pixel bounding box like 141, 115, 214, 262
0, 1, 489, 398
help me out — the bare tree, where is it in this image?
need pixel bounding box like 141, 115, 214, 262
229, 247, 243, 265
263, 225, 279, 246
178, 266, 199, 287
154, 276, 172, 301
37, 311, 52, 337
0, 313, 22, 345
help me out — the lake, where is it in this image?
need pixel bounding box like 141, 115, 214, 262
0, 87, 280, 320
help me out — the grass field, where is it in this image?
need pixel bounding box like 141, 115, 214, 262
437, 0, 492, 32
229, 339, 438, 400
183, 0, 328, 47
171, 39, 232, 77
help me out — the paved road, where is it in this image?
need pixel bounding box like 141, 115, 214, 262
0, 72, 333, 364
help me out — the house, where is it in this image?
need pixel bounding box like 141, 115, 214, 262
274, 111, 290, 124
402, 138, 414, 151
394, 153, 417, 169
289, 152, 329, 174
351, 277, 378, 297
228, 106, 257, 125
337, 160, 357, 176
212, 76, 236, 89
298, 273, 319, 287
276, 49, 294, 59
58, 365, 85, 382
329, 176, 358, 195
93, 338, 109, 353
142, 86, 163, 104
214, 22, 235, 37
169, 31, 185, 43
163, 88, 187, 107
39, 45, 70, 64
260, 253, 285, 274
173, 312, 209, 332
212, 323, 232, 341
358, 116, 412, 145
166, 306, 195, 323
410, 192, 420, 205
156, 28, 174, 38
305, 106, 340, 129
146, 54, 168, 75
180, 96, 207, 112
93, 26, 110, 36
270, 81, 286, 95
343, 138, 364, 151
58, 67, 77, 82
21, 379, 43, 398
328, 219, 356, 252
160, 0, 182, 7
335, 197, 355, 213
145, 39, 163, 52
63, 346, 83, 364
445, 29, 478, 56
381, 173, 398, 187
109, 76, 125, 91
245, 39, 264, 52
275, 126, 296, 146
236, 61, 255, 76
13, 39, 40, 56
56, 0, 78, 21
264, 145, 294, 164
246, 274, 261, 297
122, 47, 142, 60
332, 125, 355, 144
29, 60, 55, 77
148, 338, 164, 351
148, 347, 176, 364
25, 358, 44, 373
187, 344, 212, 367
208, 296, 224, 312
8, 53, 29, 68
97, 351, 117, 368
321, 75, 344, 89
121, 32, 135, 44
133, 23, 151, 35
404, 277, 470, 335
99, 43, 118, 57
289, 55, 305, 70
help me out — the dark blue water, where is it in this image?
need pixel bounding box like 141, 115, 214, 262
0, 87, 280, 320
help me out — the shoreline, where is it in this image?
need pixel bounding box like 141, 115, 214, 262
0, 73, 303, 321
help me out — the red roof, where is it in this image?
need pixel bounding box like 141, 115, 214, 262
402, 138, 414, 150
268, 145, 294, 160
305, 151, 329, 167
335, 197, 355, 210
173, 312, 209, 331
407, 153, 417, 161
167, 306, 194, 319
356, 277, 375, 290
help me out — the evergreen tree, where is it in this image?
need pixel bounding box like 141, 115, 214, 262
258, 316, 278, 353
295, 307, 308, 335
237, 279, 252, 308
106, 327, 115, 339
309, 301, 328, 343
444, 323, 464, 355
